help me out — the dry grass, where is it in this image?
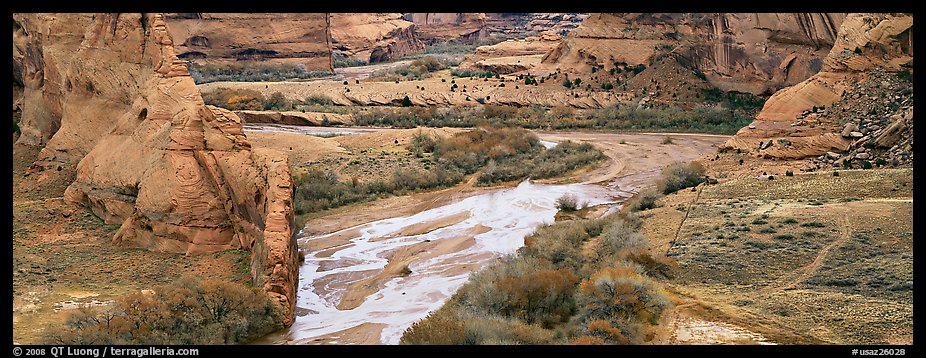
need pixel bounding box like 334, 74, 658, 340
646, 168, 913, 344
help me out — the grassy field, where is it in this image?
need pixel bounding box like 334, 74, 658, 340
637, 168, 913, 344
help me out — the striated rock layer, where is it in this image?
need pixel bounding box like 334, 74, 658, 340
236, 110, 354, 126
484, 13, 587, 38
165, 13, 333, 72
404, 13, 488, 44
330, 13, 425, 63
542, 13, 846, 96
723, 13, 913, 160
13, 13, 299, 325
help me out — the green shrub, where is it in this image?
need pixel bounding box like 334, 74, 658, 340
408, 131, 438, 157
628, 189, 661, 212
557, 194, 580, 212
529, 141, 605, 180
800, 222, 826, 228
655, 161, 705, 194
262, 92, 292, 111
332, 53, 367, 68
304, 94, 335, 106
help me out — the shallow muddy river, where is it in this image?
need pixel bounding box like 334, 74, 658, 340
284, 180, 623, 344
243, 123, 383, 136
249, 126, 727, 344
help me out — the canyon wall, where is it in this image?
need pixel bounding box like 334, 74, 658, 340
165, 13, 333, 72
723, 13, 913, 161
484, 13, 587, 38
329, 13, 425, 63
404, 13, 488, 44
12, 13, 299, 325
542, 13, 846, 95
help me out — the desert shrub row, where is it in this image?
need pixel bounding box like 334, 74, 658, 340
401, 212, 676, 345
43, 276, 283, 345
189, 62, 332, 84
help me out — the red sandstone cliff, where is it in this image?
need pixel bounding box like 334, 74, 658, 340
165, 13, 333, 72
723, 13, 913, 161
12, 13, 300, 325
330, 13, 425, 63
542, 13, 846, 96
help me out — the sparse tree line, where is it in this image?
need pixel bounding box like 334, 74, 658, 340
189, 62, 332, 84
347, 103, 753, 135
293, 126, 605, 216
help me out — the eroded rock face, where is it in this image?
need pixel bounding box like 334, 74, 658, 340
236, 110, 354, 126
165, 13, 333, 72
330, 13, 425, 63
723, 13, 913, 161
542, 13, 846, 96
483, 13, 587, 38
13, 13, 168, 164
13, 13, 299, 325
404, 13, 488, 44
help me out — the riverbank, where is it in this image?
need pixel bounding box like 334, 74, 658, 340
240, 125, 726, 344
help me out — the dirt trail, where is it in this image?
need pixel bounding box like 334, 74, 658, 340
334, 60, 414, 81
764, 214, 850, 293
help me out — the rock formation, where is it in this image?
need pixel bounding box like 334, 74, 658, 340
199, 79, 628, 109
484, 13, 587, 38
404, 13, 488, 44
165, 13, 333, 72
13, 13, 300, 325
462, 34, 563, 74
236, 110, 354, 126
329, 13, 425, 63
723, 13, 913, 162
542, 13, 846, 96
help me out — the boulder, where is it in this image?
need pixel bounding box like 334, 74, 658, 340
841, 123, 859, 137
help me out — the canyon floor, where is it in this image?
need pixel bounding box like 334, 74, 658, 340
248, 124, 911, 345
13, 124, 912, 345
244, 125, 729, 344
